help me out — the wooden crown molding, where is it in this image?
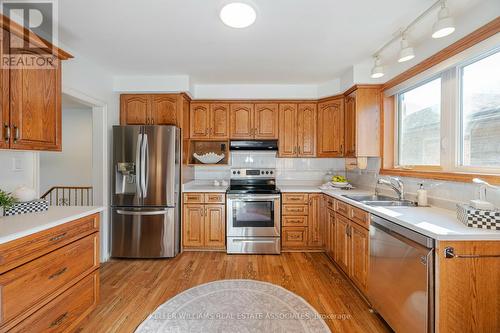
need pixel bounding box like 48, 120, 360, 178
0, 14, 73, 60
380, 169, 500, 185
382, 17, 500, 91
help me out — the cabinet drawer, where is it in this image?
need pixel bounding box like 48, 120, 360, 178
11, 270, 99, 333
335, 200, 349, 217
350, 206, 370, 229
282, 204, 309, 216
184, 193, 204, 203
204, 193, 225, 204
282, 216, 308, 227
282, 227, 308, 248
282, 193, 309, 204
324, 196, 335, 210
0, 233, 99, 326
0, 213, 99, 274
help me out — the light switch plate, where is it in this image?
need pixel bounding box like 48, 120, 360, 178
12, 157, 23, 171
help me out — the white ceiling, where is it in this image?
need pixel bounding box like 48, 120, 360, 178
58, 0, 491, 85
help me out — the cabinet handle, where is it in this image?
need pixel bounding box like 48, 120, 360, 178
298, 146, 301, 155
200, 208, 204, 217
205, 128, 208, 135
444, 247, 500, 259
49, 232, 67, 242
13, 125, 19, 143
3, 124, 9, 142
340, 144, 344, 153
48, 267, 67, 280
49, 312, 68, 328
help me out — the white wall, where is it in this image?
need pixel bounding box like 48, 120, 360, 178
39, 107, 93, 195
0, 151, 37, 193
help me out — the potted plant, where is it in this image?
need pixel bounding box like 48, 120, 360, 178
0, 189, 16, 217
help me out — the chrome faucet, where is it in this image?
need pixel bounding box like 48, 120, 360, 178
377, 177, 405, 200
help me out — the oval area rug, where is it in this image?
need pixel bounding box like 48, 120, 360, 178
135, 279, 331, 333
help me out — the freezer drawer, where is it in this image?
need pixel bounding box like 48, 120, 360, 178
111, 207, 179, 258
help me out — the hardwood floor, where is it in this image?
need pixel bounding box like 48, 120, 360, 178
77, 252, 390, 333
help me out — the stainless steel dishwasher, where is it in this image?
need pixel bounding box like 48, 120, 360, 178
368, 215, 435, 333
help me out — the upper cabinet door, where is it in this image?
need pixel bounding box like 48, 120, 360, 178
344, 94, 356, 157
0, 29, 9, 149
317, 98, 344, 157
278, 103, 297, 157
254, 103, 278, 139
9, 46, 61, 151
121, 95, 150, 125
230, 103, 254, 139
297, 103, 317, 157
151, 95, 177, 125
210, 103, 229, 139
190, 103, 210, 139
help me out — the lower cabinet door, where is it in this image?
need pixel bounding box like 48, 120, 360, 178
12, 270, 99, 333
282, 227, 308, 248
334, 214, 350, 274
327, 209, 336, 259
183, 204, 205, 248
350, 223, 369, 293
204, 205, 226, 249
307, 194, 322, 247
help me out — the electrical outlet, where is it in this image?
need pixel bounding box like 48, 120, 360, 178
12, 157, 23, 171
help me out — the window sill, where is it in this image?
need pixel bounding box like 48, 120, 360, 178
379, 169, 500, 185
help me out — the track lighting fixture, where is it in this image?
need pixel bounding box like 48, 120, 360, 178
398, 33, 415, 62
370, 56, 384, 79
432, 0, 455, 38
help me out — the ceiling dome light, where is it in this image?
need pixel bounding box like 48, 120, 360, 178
398, 34, 415, 63
220, 3, 256, 28
432, 1, 455, 38
371, 56, 384, 79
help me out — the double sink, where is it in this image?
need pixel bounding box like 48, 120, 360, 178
342, 194, 418, 207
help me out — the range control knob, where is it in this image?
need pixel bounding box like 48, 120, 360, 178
232, 171, 236, 175
237, 171, 241, 175
266, 171, 269, 174
261, 171, 265, 174
270, 171, 273, 174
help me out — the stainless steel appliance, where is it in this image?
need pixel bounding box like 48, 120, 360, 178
111, 125, 181, 258
226, 168, 281, 254
229, 140, 278, 151
368, 215, 435, 333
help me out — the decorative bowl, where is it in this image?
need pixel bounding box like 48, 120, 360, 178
331, 182, 349, 187
193, 152, 225, 164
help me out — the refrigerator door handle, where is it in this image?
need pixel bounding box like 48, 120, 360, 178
135, 133, 143, 198
116, 209, 168, 216
141, 133, 148, 198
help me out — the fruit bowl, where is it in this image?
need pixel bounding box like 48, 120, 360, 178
193, 152, 225, 164
331, 182, 349, 187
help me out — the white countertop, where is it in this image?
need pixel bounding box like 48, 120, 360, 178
0, 206, 105, 244
182, 181, 228, 193
279, 184, 500, 241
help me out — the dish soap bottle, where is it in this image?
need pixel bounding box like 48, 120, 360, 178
417, 183, 428, 207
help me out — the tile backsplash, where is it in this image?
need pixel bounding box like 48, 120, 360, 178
194, 151, 346, 183
347, 158, 500, 210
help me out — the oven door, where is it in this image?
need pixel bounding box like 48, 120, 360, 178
227, 194, 281, 237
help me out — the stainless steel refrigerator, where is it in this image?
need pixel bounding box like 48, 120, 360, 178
111, 125, 181, 258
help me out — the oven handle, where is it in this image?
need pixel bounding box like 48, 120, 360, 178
228, 195, 280, 201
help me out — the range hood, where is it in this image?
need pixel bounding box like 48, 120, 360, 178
229, 140, 278, 151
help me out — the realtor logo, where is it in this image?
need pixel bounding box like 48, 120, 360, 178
0, 0, 59, 69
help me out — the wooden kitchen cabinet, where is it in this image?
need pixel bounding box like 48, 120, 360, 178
278, 103, 316, 157
254, 103, 279, 139
326, 208, 336, 260
335, 213, 351, 273
0, 213, 99, 331
282, 193, 323, 250
210, 103, 229, 139
350, 222, 369, 293
190, 103, 210, 138
120, 93, 190, 128
230, 103, 254, 139
307, 194, 323, 248
190, 103, 229, 139
182, 204, 205, 247
121, 95, 150, 125
317, 97, 344, 157
182, 193, 226, 250
344, 86, 381, 157
1, 29, 72, 152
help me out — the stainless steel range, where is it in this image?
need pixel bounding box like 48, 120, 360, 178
226, 168, 281, 254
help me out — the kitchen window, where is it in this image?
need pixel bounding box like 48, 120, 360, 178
397, 78, 442, 168
389, 46, 500, 178
459, 50, 500, 169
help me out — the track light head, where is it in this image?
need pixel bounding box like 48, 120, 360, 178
371, 56, 384, 78
432, 1, 455, 38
